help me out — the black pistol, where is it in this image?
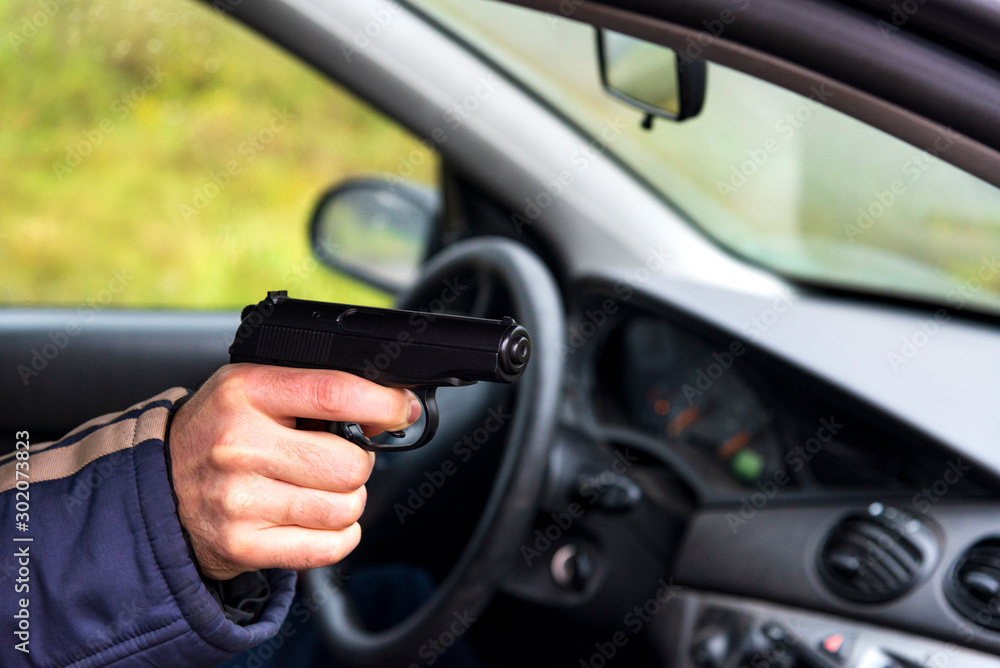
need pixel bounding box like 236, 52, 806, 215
229, 290, 531, 452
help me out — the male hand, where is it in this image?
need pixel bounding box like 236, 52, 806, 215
168, 363, 420, 580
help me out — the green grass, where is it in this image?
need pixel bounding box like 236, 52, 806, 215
0, 0, 438, 309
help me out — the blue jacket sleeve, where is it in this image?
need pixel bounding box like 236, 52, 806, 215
0, 388, 297, 667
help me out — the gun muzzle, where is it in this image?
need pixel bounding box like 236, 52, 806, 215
498, 324, 531, 382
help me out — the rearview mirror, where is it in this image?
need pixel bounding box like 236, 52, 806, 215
309, 178, 439, 296
597, 29, 706, 123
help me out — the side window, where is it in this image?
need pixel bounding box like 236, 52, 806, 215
1, 0, 437, 308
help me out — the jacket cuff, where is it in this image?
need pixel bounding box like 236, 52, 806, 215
132, 387, 297, 656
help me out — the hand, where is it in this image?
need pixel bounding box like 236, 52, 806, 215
167, 363, 420, 580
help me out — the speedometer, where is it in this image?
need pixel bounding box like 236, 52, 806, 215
612, 316, 782, 485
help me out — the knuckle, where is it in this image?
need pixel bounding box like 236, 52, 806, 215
320, 497, 349, 529
218, 482, 252, 519
332, 525, 362, 561
289, 493, 363, 529
385, 391, 410, 428
281, 496, 308, 524
284, 495, 313, 526
311, 528, 361, 568
208, 435, 253, 472
207, 446, 232, 471
310, 374, 350, 416
214, 368, 250, 409
215, 526, 249, 563
333, 447, 372, 489
369, 389, 407, 430
287, 439, 325, 472
352, 486, 368, 521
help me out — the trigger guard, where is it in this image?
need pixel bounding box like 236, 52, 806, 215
334, 387, 440, 453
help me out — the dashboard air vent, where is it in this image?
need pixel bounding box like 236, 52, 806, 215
947, 538, 1000, 631
819, 508, 936, 603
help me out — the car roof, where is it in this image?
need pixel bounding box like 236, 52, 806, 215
848, 0, 1000, 64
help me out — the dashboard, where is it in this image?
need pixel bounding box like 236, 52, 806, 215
499, 281, 1000, 667
583, 287, 994, 504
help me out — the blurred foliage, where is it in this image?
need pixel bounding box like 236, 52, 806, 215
0, 0, 437, 308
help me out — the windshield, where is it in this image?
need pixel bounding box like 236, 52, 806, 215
413, 0, 1000, 315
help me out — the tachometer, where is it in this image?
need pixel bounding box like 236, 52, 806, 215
615, 316, 781, 485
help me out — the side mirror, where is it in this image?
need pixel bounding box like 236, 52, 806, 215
597, 29, 707, 123
309, 178, 439, 296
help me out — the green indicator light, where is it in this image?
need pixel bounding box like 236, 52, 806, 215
731, 449, 764, 482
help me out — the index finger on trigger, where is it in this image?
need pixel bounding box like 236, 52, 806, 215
242, 365, 420, 432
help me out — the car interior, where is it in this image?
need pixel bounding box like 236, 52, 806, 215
3, 0, 1000, 666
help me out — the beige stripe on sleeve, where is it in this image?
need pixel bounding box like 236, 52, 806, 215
0, 408, 122, 466
0, 387, 189, 494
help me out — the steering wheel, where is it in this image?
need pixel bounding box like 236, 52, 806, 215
303, 236, 565, 666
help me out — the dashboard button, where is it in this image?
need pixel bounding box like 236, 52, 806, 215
576, 472, 642, 511
818, 631, 854, 663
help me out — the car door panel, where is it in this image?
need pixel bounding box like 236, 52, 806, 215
0, 309, 236, 452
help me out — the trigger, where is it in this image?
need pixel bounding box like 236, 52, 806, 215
333, 387, 441, 452
402, 386, 440, 450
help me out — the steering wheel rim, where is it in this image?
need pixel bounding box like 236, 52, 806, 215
304, 236, 565, 666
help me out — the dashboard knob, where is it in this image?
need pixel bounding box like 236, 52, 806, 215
691, 630, 730, 668
550, 543, 592, 591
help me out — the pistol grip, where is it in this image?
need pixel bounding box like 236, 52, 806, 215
333, 386, 440, 452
